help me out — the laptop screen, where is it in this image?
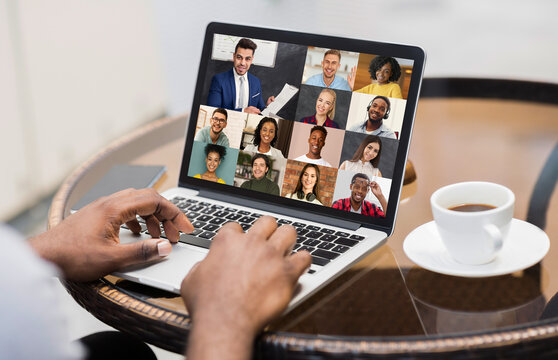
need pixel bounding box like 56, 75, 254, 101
179, 23, 425, 233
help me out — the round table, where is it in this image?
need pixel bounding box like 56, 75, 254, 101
49, 78, 558, 358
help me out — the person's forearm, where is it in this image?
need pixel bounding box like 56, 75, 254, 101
186, 313, 256, 360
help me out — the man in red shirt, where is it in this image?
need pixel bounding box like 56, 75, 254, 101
332, 173, 387, 217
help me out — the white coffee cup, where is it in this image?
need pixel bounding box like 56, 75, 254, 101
430, 182, 515, 265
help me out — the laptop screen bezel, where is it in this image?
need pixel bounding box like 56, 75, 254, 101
178, 22, 425, 235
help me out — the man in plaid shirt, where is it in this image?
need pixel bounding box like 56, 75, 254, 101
332, 173, 386, 217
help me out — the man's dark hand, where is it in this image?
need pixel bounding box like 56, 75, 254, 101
29, 188, 193, 281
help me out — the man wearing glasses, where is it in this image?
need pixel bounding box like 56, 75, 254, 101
332, 173, 386, 217
195, 108, 230, 147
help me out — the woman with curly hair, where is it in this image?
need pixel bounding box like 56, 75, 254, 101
244, 117, 285, 158
354, 56, 403, 99
194, 143, 227, 183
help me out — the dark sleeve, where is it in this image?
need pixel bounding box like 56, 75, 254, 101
255, 78, 266, 111
269, 181, 280, 196
207, 75, 223, 108
240, 180, 250, 190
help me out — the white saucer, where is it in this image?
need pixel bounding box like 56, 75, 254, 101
403, 219, 550, 277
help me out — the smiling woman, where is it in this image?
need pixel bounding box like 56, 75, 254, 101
193, 144, 227, 183
299, 88, 340, 128
244, 117, 285, 158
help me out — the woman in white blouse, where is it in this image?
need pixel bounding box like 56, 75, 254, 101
243, 117, 285, 158
339, 135, 383, 178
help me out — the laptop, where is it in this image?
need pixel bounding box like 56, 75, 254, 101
115, 22, 425, 311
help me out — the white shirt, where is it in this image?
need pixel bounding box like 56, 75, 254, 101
0, 225, 84, 360
341, 160, 379, 180
233, 71, 249, 109
294, 154, 332, 167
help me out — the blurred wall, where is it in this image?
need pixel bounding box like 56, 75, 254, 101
0, 0, 167, 220
152, 0, 558, 115
2, 0, 557, 221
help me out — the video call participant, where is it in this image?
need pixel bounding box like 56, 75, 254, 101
305, 49, 352, 91
353, 56, 403, 99
299, 88, 340, 129
240, 153, 280, 195
194, 108, 230, 147
285, 163, 323, 205
294, 125, 332, 167
332, 173, 386, 217
244, 117, 285, 158
194, 144, 227, 184
349, 96, 396, 139
339, 135, 383, 178
207, 38, 274, 114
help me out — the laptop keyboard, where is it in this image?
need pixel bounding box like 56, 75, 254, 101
122, 196, 366, 270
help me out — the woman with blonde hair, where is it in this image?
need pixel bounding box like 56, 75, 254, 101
299, 88, 340, 128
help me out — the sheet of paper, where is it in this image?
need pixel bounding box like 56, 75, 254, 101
261, 83, 299, 116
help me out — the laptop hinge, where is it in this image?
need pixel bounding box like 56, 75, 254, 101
198, 189, 361, 231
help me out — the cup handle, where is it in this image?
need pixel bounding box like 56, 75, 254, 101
483, 224, 503, 252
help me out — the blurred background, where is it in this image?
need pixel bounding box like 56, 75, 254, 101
3, 0, 558, 233
1, 1, 557, 357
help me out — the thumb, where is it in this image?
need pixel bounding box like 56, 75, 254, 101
115, 238, 172, 268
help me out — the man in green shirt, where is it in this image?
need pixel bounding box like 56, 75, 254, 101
194, 108, 230, 147
240, 153, 280, 195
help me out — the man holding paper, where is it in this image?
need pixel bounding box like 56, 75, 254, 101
207, 38, 275, 114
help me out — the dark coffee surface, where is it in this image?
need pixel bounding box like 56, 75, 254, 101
448, 203, 496, 212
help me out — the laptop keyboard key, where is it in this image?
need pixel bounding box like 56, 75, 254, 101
317, 242, 335, 250
332, 245, 350, 253
179, 233, 212, 249
320, 234, 337, 242
239, 216, 256, 224
335, 238, 359, 247
209, 218, 226, 225
240, 223, 251, 231
297, 246, 315, 253
190, 229, 203, 236
320, 228, 335, 234
292, 222, 306, 227
199, 231, 216, 239
226, 213, 242, 221
303, 239, 320, 247
238, 210, 251, 215
306, 231, 323, 239
202, 224, 220, 232
278, 219, 292, 225
213, 210, 230, 218
192, 221, 206, 229
311, 256, 330, 266
350, 234, 365, 241
313, 249, 340, 260
306, 225, 320, 231
185, 211, 201, 219
197, 215, 212, 222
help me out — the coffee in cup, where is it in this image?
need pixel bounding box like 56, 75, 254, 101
430, 182, 515, 265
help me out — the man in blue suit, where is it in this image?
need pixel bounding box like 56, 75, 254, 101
207, 38, 274, 114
